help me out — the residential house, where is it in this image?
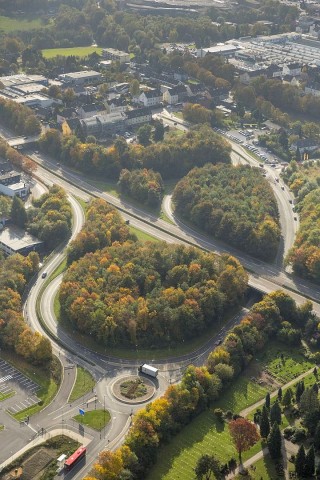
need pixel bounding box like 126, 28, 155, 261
139, 89, 162, 107
105, 97, 127, 113
126, 107, 152, 126
77, 103, 107, 119
282, 63, 302, 77
163, 85, 188, 105
239, 68, 268, 85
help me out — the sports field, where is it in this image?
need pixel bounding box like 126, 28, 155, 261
0, 15, 42, 33
42, 46, 103, 59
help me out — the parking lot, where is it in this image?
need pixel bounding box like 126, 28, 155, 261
0, 360, 40, 415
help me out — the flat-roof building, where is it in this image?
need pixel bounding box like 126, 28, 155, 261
103, 49, 131, 64
0, 225, 43, 256
58, 70, 102, 86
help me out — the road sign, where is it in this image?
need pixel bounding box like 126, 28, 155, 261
79, 408, 85, 416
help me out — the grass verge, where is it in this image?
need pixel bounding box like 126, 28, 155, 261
0, 391, 15, 402
69, 367, 96, 402
130, 226, 159, 243
42, 46, 103, 58
74, 409, 111, 431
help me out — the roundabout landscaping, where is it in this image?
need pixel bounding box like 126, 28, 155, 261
112, 375, 156, 404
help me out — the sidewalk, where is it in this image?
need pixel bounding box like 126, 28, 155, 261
0, 427, 92, 472
226, 366, 315, 479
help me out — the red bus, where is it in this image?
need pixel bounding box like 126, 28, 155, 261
64, 446, 86, 471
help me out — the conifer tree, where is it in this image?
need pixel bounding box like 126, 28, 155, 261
259, 405, 270, 438
270, 400, 281, 425
304, 446, 315, 478
267, 422, 282, 459
295, 445, 306, 478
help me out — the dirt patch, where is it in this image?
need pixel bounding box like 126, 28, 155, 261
3, 449, 55, 480
113, 375, 156, 404
245, 361, 281, 389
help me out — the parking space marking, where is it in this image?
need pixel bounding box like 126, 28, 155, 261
0, 375, 12, 384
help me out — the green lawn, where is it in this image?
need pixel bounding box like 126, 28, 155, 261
42, 46, 103, 59
255, 342, 313, 384
69, 367, 96, 402
74, 409, 110, 430
0, 15, 43, 33
88, 179, 120, 197
147, 373, 269, 480
130, 226, 159, 243
147, 342, 314, 480
235, 454, 286, 479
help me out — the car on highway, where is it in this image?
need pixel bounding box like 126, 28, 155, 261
41, 272, 47, 279
294, 217, 297, 221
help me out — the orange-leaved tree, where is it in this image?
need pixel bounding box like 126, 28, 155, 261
229, 418, 260, 466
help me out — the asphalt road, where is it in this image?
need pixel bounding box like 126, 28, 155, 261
1, 122, 320, 477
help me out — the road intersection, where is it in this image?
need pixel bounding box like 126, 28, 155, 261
0, 123, 320, 477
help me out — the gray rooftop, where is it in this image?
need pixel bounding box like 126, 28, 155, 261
0, 225, 42, 252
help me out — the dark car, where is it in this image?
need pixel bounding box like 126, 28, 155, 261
41, 272, 47, 279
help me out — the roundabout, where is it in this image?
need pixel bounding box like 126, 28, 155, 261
111, 375, 156, 405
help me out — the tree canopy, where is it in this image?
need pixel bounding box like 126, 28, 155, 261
40, 125, 231, 181
173, 164, 280, 261
60, 241, 248, 348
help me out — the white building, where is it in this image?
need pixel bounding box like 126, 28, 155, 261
103, 48, 131, 64
58, 70, 102, 86
139, 89, 162, 107
0, 182, 29, 198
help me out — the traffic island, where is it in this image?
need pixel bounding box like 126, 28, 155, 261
112, 375, 156, 405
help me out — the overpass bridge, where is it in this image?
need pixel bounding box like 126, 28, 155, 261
7, 135, 40, 149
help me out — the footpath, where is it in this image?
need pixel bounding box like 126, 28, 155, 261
227, 366, 316, 479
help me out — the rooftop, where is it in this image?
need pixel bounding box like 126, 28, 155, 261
0, 225, 42, 252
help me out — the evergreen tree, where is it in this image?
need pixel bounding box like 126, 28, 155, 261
314, 366, 318, 377
259, 405, 270, 438
304, 446, 315, 478
296, 380, 305, 403
10, 195, 27, 228
313, 383, 319, 395
278, 387, 283, 401
265, 392, 271, 409
313, 421, 320, 451
270, 401, 282, 425
295, 445, 306, 478
267, 422, 282, 459
282, 388, 292, 408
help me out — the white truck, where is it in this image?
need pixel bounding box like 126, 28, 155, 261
139, 364, 158, 378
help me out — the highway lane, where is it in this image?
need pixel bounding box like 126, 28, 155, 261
27, 151, 320, 316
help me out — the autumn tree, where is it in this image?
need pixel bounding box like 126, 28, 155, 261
229, 418, 260, 466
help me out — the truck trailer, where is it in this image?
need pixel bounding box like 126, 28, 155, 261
139, 364, 158, 378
